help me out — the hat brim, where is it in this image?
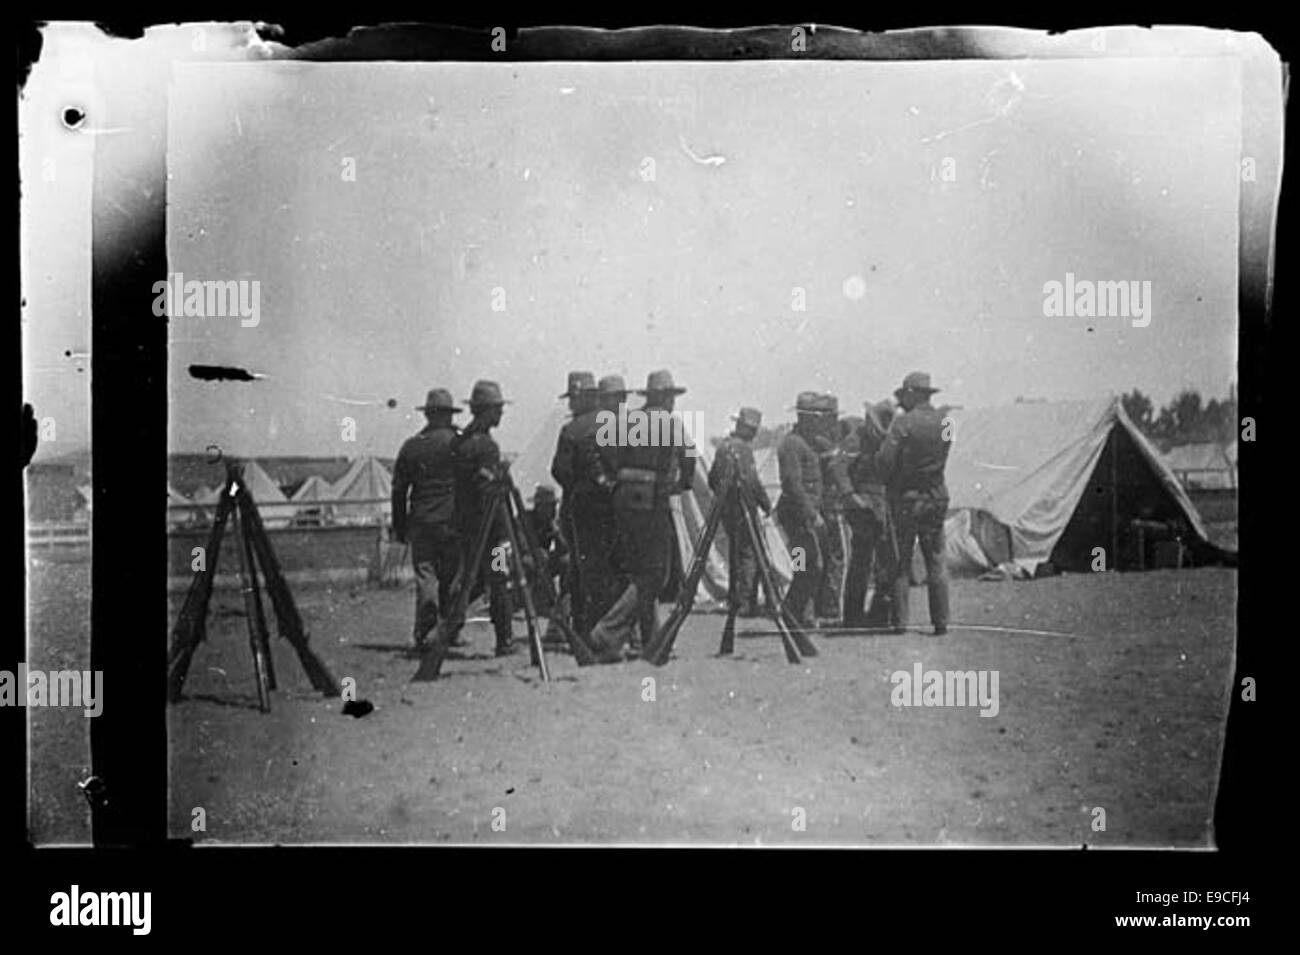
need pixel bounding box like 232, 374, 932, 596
558, 389, 599, 398
636, 387, 688, 395
417, 404, 463, 413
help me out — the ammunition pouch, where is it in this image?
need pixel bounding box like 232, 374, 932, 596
614, 467, 658, 512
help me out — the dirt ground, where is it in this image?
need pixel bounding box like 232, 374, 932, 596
26, 556, 94, 844
28, 560, 1235, 846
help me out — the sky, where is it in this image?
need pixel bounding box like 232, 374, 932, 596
23, 35, 1255, 462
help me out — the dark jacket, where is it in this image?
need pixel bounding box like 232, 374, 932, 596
776, 425, 823, 526
875, 401, 951, 499
391, 422, 460, 539
709, 434, 771, 515
550, 408, 612, 500
453, 420, 505, 539
814, 432, 854, 515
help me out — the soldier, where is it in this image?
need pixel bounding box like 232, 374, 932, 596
444, 379, 517, 655
709, 407, 772, 617
775, 392, 827, 629
391, 388, 463, 650
812, 393, 848, 624
843, 399, 897, 629
589, 369, 695, 662
876, 372, 951, 636
549, 371, 603, 634
592, 374, 633, 616
526, 484, 568, 618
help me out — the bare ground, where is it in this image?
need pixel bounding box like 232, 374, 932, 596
24, 559, 1234, 845
155, 567, 1234, 846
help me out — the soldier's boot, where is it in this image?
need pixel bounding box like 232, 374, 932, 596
890, 575, 911, 635
491, 584, 517, 656
631, 598, 659, 658
928, 576, 950, 637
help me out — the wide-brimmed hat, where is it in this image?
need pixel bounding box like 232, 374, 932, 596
815, 393, 840, 417
894, 371, 940, 400
416, 388, 463, 414
637, 369, 687, 395
558, 371, 598, 399
466, 379, 510, 407
790, 391, 838, 415
731, 407, 762, 431
790, 391, 823, 414
598, 374, 631, 397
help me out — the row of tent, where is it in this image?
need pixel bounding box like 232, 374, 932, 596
510, 396, 1233, 607
167, 456, 393, 529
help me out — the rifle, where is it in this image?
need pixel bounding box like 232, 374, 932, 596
504, 472, 600, 666
737, 478, 815, 659
641, 479, 730, 666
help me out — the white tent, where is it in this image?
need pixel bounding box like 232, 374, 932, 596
167, 484, 194, 527
1163, 442, 1236, 490
508, 407, 792, 609
189, 482, 222, 524
941, 397, 1214, 572
330, 456, 392, 526
236, 459, 295, 529
291, 474, 338, 524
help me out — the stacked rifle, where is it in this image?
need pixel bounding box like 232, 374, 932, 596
167, 462, 341, 712
641, 449, 818, 666
412, 464, 599, 682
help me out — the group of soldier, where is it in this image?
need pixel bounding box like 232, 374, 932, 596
390, 367, 952, 668
762, 370, 953, 638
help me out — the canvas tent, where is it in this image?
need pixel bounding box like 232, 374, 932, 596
291, 474, 338, 525
188, 482, 222, 524
1163, 442, 1236, 490
167, 484, 195, 527
508, 406, 793, 609
941, 397, 1220, 573
330, 456, 392, 525
236, 458, 295, 529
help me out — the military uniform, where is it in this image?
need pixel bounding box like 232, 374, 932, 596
813, 395, 848, 621
444, 381, 515, 654
526, 486, 568, 616
876, 372, 951, 634
775, 394, 826, 627
392, 389, 464, 648
842, 402, 895, 627
551, 373, 622, 636
590, 370, 695, 660
708, 407, 771, 617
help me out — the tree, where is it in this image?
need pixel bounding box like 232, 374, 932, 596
1122, 389, 1155, 434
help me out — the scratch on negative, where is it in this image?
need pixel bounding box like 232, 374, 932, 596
678, 134, 726, 167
